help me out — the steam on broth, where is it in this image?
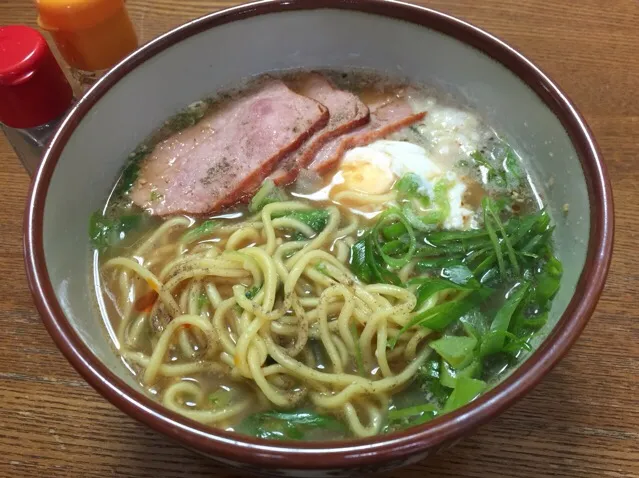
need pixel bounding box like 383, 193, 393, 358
91, 70, 562, 440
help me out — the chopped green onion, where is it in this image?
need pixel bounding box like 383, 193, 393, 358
443, 377, 487, 412
484, 198, 519, 275
483, 197, 506, 278
480, 281, 530, 356
372, 208, 416, 269
402, 203, 441, 231
430, 335, 478, 369
382, 222, 408, 240
440, 359, 483, 388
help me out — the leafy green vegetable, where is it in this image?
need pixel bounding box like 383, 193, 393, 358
394, 173, 430, 206
278, 209, 330, 233
394, 288, 493, 341
440, 358, 483, 388
409, 264, 479, 310
372, 208, 417, 269
114, 145, 151, 197
164, 102, 209, 133
249, 180, 288, 213
395, 173, 422, 197
417, 362, 451, 406
208, 388, 232, 408
472, 151, 505, 187
443, 377, 487, 412
89, 211, 144, 251
471, 144, 522, 190
402, 203, 441, 231
484, 197, 519, 275
385, 403, 438, 431
382, 222, 408, 240
197, 292, 209, 312
245, 285, 261, 300
180, 220, 218, 245
350, 233, 401, 286
480, 282, 530, 357
420, 357, 441, 380
388, 403, 439, 420
236, 410, 346, 440
460, 309, 490, 340
441, 264, 477, 285
432, 179, 451, 221
483, 197, 507, 279
430, 335, 478, 369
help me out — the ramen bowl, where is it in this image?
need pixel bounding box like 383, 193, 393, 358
24, 1, 613, 476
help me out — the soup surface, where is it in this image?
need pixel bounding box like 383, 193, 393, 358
91, 70, 562, 440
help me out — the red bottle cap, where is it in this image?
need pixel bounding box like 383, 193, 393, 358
0, 25, 74, 129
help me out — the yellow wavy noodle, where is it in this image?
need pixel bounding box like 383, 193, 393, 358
99, 200, 438, 438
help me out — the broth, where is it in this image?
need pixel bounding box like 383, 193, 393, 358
91, 70, 560, 440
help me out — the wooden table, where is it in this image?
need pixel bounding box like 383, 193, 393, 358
1, 1, 637, 477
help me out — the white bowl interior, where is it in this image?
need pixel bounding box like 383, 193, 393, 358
42, 8, 589, 390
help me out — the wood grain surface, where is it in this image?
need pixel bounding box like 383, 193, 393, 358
0, 1, 637, 477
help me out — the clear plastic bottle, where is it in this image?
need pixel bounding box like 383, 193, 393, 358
35, 0, 139, 92
0, 26, 75, 175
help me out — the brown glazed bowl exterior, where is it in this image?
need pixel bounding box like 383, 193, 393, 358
24, 1, 613, 476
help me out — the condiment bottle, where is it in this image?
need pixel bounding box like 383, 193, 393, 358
0, 25, 74, 175
36, 0, 138, 90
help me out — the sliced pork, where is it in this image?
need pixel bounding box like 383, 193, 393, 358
131, 79, 329, 215
307, 96, 427, 175
269, 73, 370, 185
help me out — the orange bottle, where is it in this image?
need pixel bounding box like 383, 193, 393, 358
36, 0, 138, 90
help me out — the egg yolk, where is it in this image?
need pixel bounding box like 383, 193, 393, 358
340, 160, 396, 195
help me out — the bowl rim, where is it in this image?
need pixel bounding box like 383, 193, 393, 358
24, 0, 614, 470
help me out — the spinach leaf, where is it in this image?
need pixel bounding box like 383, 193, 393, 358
180, 220, 218, 245
417, 362, 451, 407
237, 410, 346, 440
89, 211, 144, 251
280, 210, 330, 233
164, 101, 209, 132
114, 145, 151, 197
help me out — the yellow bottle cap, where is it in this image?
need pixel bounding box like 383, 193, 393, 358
36, 0, 138, 72
36, 0, 125, 31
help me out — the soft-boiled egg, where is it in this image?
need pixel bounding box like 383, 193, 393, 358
328, 140, 477, 229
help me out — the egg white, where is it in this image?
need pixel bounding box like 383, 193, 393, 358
328, 140, 477, 230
